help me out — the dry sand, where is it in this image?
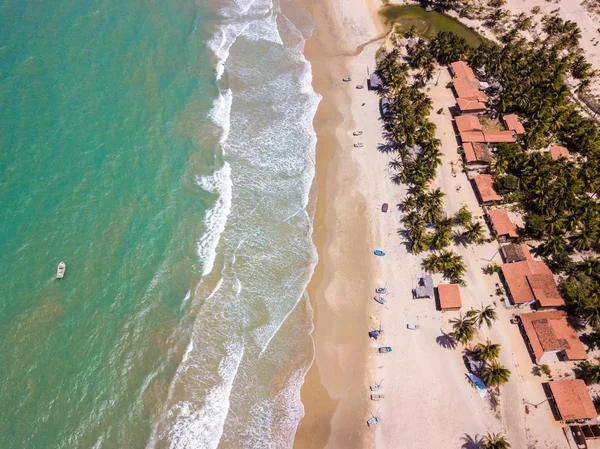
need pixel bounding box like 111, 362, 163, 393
294, 1, 600, 449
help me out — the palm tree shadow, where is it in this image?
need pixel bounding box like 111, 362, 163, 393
377, 142, 397, 154
436, 329, 457, 350
460, 433, 483, 449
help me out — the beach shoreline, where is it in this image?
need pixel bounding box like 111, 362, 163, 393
293, 0, 385, 447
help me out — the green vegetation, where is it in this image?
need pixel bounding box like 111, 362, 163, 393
481, 361, 511, 387
423, 250, 466, 284
466, 305, 498, 328
577, 359, 600, 384
483, 432, 511, 449
449, 314, 476, 344
475, 340, 501, 361
540, 364, 552, 379
379, 5, 484, 47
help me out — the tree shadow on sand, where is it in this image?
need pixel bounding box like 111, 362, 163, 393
436, 329, 457, 350
377, 142, 397, 154
460, 433, 483, 449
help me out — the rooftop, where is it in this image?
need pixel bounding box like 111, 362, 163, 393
473, 174, 502, 203
456, 97, 487, 113
451, 61, 477, 81
501, 260, 564, 306
463, 142, 493, 164
520, 311, 587, 363
482, 130, 517, 143
437, 284, 462, 310
548, 380, 597, 421
501, 243, 533, 263
550, 146, 570, 160
488, 208, 518, 238
502, 114, 526, 135
455, 115, 482, 133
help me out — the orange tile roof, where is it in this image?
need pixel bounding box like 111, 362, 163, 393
548, 380, 597, 421
482, 130, 517, 143
437, 284, 462, 310
460, 131, 486, 143
501, 260, 564, 306
550, 146, 570, 160
502, 114, 526, 135
451, 61, 477, 81
473, 174, 502, 203
463, 142, 492, 163
520, 311, 587, 363
488, 208, 518, 238
456, 98, 487, 113
527, 274, 565, 307
501, 243, 534, 263
455, 115, 482, 133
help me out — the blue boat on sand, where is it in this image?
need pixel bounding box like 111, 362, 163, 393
374, 249, 385, 256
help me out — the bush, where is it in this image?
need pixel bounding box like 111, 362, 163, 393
524, 214, 545, 239
494, 174, 519, 194
540, 364, 552, 378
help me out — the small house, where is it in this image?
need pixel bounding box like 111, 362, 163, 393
437, 284, 462, 311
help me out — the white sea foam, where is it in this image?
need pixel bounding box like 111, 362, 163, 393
166, 341, 244, 449
196, 163, 232, 276
207, 89, 232, 146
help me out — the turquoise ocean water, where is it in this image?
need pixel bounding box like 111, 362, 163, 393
0, 0, 319, 447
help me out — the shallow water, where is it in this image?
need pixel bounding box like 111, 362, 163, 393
379, 5, 484, 47
0, 0, 319, 446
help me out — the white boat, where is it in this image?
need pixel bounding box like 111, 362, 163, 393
354, 143, 364, 148
56, 261, 66, 279
353, 131, 363, 136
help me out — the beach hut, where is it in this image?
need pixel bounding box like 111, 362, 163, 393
415, 275, 434, 298
520, 311, 587, 364
487, 208, 518, 242
472, 174, 502, 204
368, 72, 383, 91
379, 97, 392, 119
500, 243, 533, 263
549, 146, 570, 160
437, 284, 462, 311
547, 380, 598, 422
500, 260, 565, 308
462, 142, 492, 167
502, 114, 525, 135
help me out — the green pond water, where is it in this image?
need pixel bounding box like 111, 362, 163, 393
380, 5, 484, 47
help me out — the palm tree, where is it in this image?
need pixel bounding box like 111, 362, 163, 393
483, 432, 511, 449
450, 314, 476, 345
462, 221, 486, 244
466, 305, 498, 328
475, 340, 501, 361
481, 361, 511, 387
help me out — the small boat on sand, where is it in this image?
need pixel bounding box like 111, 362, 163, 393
407, 323, 420, 330
370, 382, 382, 391
374, 249, 385, 256
356, 84, 364, 89
353, 131, 363, 136
367, 417, 380, 427
354, 143, 363, 148
374, 296, 386, 305
370, 394, 384, 401
343, 76, 352, 82
378, 346, 392, 353
375, 287, 387, 294
381, 203, 389, 213
56, 261, 66, 279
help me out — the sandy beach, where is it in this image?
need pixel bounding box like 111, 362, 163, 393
294, 1, 600, 448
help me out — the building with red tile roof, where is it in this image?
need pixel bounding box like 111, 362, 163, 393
501, 243, 533, 263
455, 115, 482, 133
487, 208, 518, 241
473, 174, 502, 203
502, 114, 526, 135
520, 311, 587, 363
549, 146, 570, 160
450, 61, 477, 81
437, 284, 462, 310
548, 380, 597, 421
500, 260, 565, 307
456, 98, 487, 115
463, 142, 492, 165
482, 130, 517, 143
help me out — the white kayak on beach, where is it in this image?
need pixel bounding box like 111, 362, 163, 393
353, 131, 363, 136
56, 261, 66, 279
354, 143, 363, 147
